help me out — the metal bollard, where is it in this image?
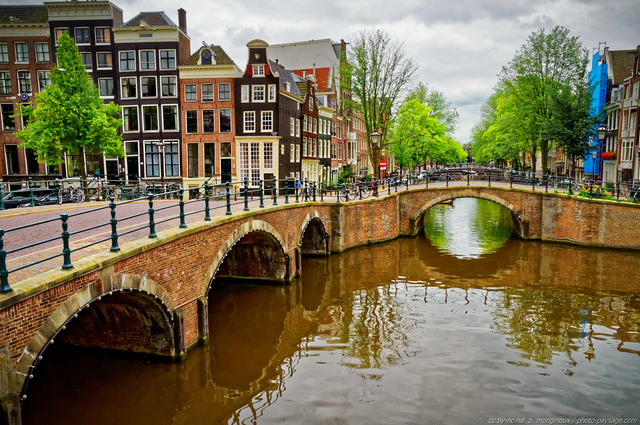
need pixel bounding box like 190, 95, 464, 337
109, 197, 120, 252
204, 183, 211, 221
259, 180, 264, 208
0, 230, 11, 293
225, 182, 232, 215
179, 188, 187, 228
148, 195, 157, 238
61, 214, 73, 269
243, 177, 249, 211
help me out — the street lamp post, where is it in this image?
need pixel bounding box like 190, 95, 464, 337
596, 124, 607, 183
591, 151, 597, 183
370, 131, 380, 178
153, 141, 166, 188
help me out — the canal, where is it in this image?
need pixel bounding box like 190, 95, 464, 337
23, 198, 640, 424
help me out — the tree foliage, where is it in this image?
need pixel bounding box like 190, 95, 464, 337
15, 33, 123, 180
340, 29, 418, 177
405, 82, 459, 135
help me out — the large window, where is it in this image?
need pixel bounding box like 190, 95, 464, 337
244, 111, 255, 132
1, 104, 15, 131
253, 65, 264, 76
186, 110, 198, 133
241, 85, 249, 102
0, 44, 8, 63
268, 84, 276, 102
290, 117, 295, 136
239, 142, 260, 184
165, 141, 179, 177
261, 111, 273, 132
162, 105, 178, 131
159, 50, 175, 70
218, 83, 230, 101
264, 143, 273, 169
203, 109, 215, 133
17, 71, 31, 94
139, 50, 155, 70
74, 27, 91, 44
161, 76, 177, 97
121, 77, 137, 99
141, 76, 156, 97
252, 85, 265, 102
35, 43, 49, 62
95, 27, 111, 44
188, 143, 199, 178
204, 143, 215, 177
219, 109, 231, 132
119, 51, 135, 71
15, 43, 28, 62
145, 143, 160, 177
98, 78, 114, 97
123, 106, 138, 132
202, 84, 214, 102
185, 84, 197, 102
142, 105, 158, 131
0, 71, 11, 95
97, 52, 112, 69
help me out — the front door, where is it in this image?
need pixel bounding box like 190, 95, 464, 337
221, 158, 232, 183
106, 159, 118, 182
126, 156, 139, 182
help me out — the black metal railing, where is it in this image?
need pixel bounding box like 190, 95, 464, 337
2, 169, 639, 293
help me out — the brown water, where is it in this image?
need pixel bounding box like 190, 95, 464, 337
22, 199, 640, 424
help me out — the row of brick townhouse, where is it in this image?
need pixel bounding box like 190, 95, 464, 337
0, 1, 373, 192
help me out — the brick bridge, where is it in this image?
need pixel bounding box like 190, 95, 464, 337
1, 186, 640, 423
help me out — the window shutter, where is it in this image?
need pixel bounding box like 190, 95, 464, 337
246, 65, 253, 77
265, 65, 271, 76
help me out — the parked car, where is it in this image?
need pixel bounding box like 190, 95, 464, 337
2, 188, 57, 209
17, 192, 76, 208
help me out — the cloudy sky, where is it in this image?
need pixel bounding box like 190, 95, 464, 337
13, 0, 640, 144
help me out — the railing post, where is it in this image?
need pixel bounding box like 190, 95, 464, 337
148, 194, 157, 238
273, 177, 278, 205
569, 178, 574, 196
109, 197, 120, 252
0, 230, 11, 293
100, 178, 105, 201
225, 182, 232, 215
617, 184, 620, 201
532, 173, 535, 191
545, 174, 549, 193
259, 179, 264, 208
406, 174, 409, 190
137, 178, 141, 198
304, 178, 309, 202
509, 172, 512, 189
359, 182, 363, 200
0, 185, 4, 210
395, 176, 398, 192
467, 170, 470, 186
589, 180, 593, 198
446, 170, 449, 187
29, 177, 35, 207
295, 179, 300, 203
285, 179, 290, 204
375, 180, 379, 197
243, 177, 249, 211
203, 183, 211, 221
61, 214, 73, 269
488, 171, 491, 187
388, 179, 391, 195
179, 188, 187, 228
320, 181, 324, 202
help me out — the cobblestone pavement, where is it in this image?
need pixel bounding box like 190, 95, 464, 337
0, 179, 556, 286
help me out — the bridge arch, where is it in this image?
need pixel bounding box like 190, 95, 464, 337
16, 273, 175, 400
410, 191, 528, 237
299, 212, 329, 256
204, 219, 290, 293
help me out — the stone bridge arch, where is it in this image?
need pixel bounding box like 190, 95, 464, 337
299, 212, 330, 256
13, 273, 175, 404
409, 189, 529, 237
204, 219, 291, 293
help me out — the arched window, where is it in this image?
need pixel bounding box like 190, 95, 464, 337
201, 49, 212, 65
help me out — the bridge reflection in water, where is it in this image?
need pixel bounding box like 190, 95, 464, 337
23, 200, 640, 424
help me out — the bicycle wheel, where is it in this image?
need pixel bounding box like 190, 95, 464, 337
73, 188, 85, 203
360, 186, 371, 199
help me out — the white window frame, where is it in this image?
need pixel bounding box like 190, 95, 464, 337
296, 119, 300, 137
202, 109, 215, 133
201, 83, 214, 102
268, 84, 276, 102
122, 105, 139, 133
17, 70, 31, 95
142, 105, 159, 132
54, 28, 68, 45
0, 44, 8, 63
95, 27, 111, 45
74, 27, 91, 45
164, 140, 180, 177
119, 50, 136, 72
35, 43, 49, 63
264, 142, 273, 169
0, 71, 10, 95
261, 110, 273, 132
160, 76, 177, 98
159, 49, 176, 70
185, 84, 197, 102
96, 51, 112, 70
140, 76, 157, 98
185, 109, 198, 134
244, 111, 256, 133
218, 83, 231, 101
139, 50, 156, 71
98, 77, 114, 99
252, 85, 265, 102
15, 43, 29, 63
162, 104, 179, 132
253, 65, 265, 76
79, 52, 92, 72
120, 77, 137, 99
241, 85, 249, 103
290, 117, 295, 136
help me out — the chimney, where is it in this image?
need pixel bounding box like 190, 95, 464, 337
178, 8, 187, 34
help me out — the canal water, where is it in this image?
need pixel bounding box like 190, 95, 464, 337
23, 198, 640, 424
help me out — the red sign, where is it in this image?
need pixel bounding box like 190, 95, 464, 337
379, 160, 387, 170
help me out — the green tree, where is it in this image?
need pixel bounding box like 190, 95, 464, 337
15, 33, 123, 182
340, 29, 418, 177
406, 82, 459, 135
500, 26, 590, 172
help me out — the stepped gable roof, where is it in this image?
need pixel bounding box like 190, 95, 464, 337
184, 44, 237, 66
268, 59, 302, 98
122, 11, 176, 27
610, 49, 638, 84
0, 5, 48, 23
292, 67, 331, 92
